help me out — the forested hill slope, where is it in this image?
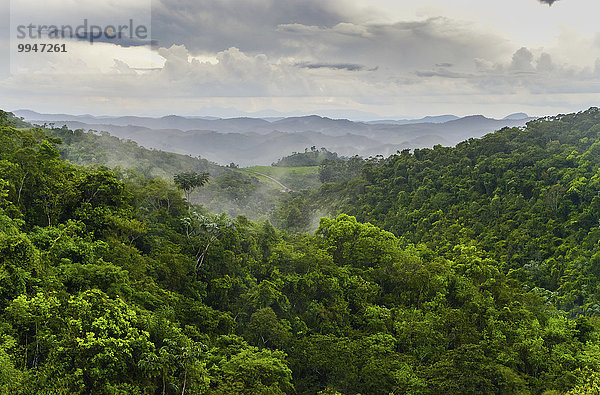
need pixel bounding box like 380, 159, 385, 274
3, 109, 600, 393
301, 107, 600, 315
1, 116, 291, 222
43, 124, 224, 180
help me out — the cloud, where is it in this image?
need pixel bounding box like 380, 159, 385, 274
536, 53, 555, 73
538, 0, 559, 5
3, 0, 600, 119
510, 47, 535, 72
150, 0, 512, 75
295, 62, 367, 71
150, 0, 356, 53
465, 47, 600, 95
10, 0, 153, 50
276, 17, 513, 74
416, 70, 470, 79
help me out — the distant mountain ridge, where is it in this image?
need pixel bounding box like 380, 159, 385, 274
502, 112, 529, 120
14, 110, 535, 166
365, 115, 460, 125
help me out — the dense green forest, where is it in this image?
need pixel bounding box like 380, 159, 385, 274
272, 147, 340, 167
284, 108, 600, 317
27, 122, 286, 222
46, 125, 221, 180
3, 108, 600, 393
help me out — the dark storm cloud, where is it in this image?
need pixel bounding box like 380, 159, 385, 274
538, 0, 558, 5
296, 62, 366, 71
276, 18, 510, 72
149, 1, 511, 76
150, 0, 354, 53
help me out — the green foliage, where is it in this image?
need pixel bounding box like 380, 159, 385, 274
0, 110, 30, 128
4, 109, 600, 393
174, 171, 209, 202
197, 171, 279, 220
318, 155, 365, 183
273, 196, 312, 233
241, 165, 320, 191
48, 125, 220, 180
305, 107, 600, 315
206, 336, 293, 394
26, 121, 311, 221
273, 147, 339, 167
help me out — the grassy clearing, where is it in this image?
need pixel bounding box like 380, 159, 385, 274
239, 166, 320, 191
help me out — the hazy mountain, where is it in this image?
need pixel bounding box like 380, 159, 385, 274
366, 115, 459, 125
503, 112, 530, 120
15, 110, 535, 166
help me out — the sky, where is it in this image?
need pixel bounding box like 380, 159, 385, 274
1, 0, 600, 120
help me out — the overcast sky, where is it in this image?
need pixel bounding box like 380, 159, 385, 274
2, 0, 600, 119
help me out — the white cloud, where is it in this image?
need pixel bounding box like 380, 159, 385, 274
3, 0, 600, 118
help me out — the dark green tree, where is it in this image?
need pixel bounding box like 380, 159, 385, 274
174, 171, 210, 203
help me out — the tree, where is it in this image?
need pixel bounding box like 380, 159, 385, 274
206, 336, 294, 394
181, 212, 234, 273
174, 172, 209, 203
245, 307, 291, 349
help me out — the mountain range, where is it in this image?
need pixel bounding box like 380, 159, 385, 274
14, 110, 534, 166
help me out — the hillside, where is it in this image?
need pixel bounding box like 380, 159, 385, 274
284, 107, 600, 316
48, 124, 223, 179
3, 110, 600, 394
10, 122, 289, 222
272, 147, 340, 167
240, 166, 320, 191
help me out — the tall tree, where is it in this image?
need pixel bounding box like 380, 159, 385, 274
174, 171, 209, 203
